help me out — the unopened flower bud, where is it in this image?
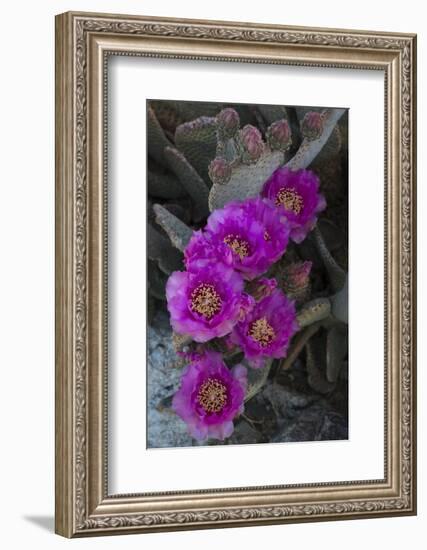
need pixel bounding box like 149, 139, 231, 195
208, 157, 232, 185
238, 293, 256, 321
266, 119, 292, 151
216, 108, 240, 138
301, 111, 323, 141
281, 261, 312, 303
247, 277, 278, 302
239, 124, 264, 163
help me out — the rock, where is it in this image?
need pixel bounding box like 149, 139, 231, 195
227, 420, 263, 445
271, 406, 348, 443
264, 381, 312, 415
262, 382, 348, 443
243, 391, 278, 442
147, 311, 193, 448
315, 411, 348, 441
147, 313, 348, 447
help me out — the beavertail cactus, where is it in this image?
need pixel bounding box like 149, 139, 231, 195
208, 150, 284, 211
147, 105, 172, 164
175, 116, 218, 184
146, 99, 348, 446
164, 146, 210, 221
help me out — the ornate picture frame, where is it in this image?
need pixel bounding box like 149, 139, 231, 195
55, 11, 417, 537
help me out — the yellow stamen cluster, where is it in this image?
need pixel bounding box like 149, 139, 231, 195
197, 378, 228, 413
224, 234, 250, 259
190, 283, 222, 319
275, 187, 304, 215
248, 317, 276, 347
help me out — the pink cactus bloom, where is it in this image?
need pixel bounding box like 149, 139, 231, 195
262, 167, 326, 243
172, 351, 247, 441
166, 260, 253, 343
205, 197, 291, 280
230, 288, 298, 368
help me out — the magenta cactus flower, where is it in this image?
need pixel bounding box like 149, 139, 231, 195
172, 351, 247, 441
205, 197, 291, 280
262, 167, 326, 243
166, 261, 252, 343
184, 230, 233, 270
230, 288, 298, 368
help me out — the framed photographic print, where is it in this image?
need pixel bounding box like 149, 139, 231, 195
55, 11, 417, 537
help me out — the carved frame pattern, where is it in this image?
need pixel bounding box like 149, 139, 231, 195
55, 11, 416, 537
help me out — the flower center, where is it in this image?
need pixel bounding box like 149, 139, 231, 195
275, 187, 304, 215
263, 230, 271, 241
197, 378, 228, 413
248, 317, 276, 347
224, 234, 250, 259
190, 283, 222, 320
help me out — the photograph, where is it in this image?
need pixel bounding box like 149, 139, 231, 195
147, 99, 349, 448
53, 9, 416, 537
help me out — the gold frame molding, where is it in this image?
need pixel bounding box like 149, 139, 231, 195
55, 11, 417, 538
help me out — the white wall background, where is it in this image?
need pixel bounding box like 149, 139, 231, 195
0, 1, 424, 548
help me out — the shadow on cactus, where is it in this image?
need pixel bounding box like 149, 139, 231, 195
147, 99, 348, 448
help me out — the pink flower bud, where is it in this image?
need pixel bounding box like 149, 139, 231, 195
266, 119, 292, 151
281, 261, 312, 303
208, 157, 232, 185
216, 108, 240, 138
301, 111, 323, 141
246, 277, 278, 301
239, 125, 265, 163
